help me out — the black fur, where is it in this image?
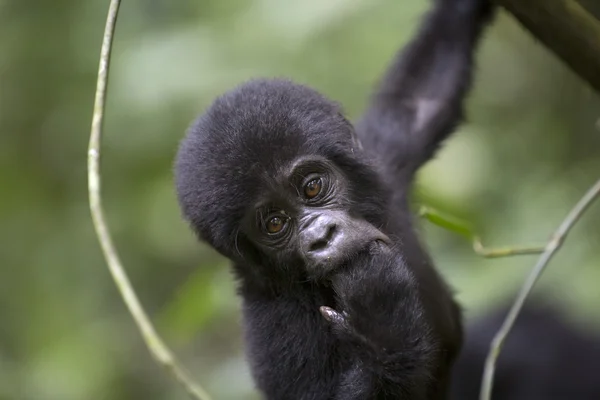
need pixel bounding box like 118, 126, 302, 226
175, 0, 494, 398
450, 306, 600, 400
322, 245, 438, 399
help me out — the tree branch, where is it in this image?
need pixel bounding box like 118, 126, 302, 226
87, 1, 212, 399
479, 178, 600, 400
496, 0, 600, 93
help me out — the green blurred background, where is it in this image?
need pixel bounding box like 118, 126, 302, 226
1, 0, 599, 399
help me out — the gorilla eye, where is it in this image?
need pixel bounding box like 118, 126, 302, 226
304, 178, 322, 199
266, 216, 286, 234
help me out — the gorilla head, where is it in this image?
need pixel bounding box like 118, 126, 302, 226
176, 79, 392, 282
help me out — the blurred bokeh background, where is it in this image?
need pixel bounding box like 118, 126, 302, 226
1, 0, 599, 399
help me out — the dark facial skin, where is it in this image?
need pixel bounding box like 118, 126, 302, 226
175, 0, 495, 398
246, 156, 390, 280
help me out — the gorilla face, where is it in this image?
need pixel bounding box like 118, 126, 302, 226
242, 155, 390, 279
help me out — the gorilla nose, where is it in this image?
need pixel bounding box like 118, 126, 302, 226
306, 221, 338, 253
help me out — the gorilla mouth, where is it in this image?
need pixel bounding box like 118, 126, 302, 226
315, 235, 391, 282
318, 239, 393, 310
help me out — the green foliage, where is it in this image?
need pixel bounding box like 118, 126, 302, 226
1, 1, 599, 399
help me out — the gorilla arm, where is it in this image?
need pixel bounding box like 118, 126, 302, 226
357, 0, 495, 183
320, 0, 497, 398
321, 246, 437, 400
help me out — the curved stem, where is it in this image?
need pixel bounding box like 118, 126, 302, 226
479, 178, 600, 400
87, 1, 212, 399
418, 206, 545, 258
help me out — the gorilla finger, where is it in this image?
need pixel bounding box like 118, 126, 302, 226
319, 306, 347, 326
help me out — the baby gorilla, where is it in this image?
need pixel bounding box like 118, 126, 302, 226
177, 81, 450, 399
175, 0, 494, 398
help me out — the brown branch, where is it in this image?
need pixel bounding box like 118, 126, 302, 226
87, 1, 212, 399
496, 0, 600, 92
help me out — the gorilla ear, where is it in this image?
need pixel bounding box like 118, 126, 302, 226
338, 112, 363, 151
349, 127, 363, 151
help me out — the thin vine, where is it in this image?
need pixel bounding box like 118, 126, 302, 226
479, 178, 600, 400
87, 1, 212, 399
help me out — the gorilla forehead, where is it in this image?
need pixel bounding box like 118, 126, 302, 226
175, 79, 361, 248
186, 79, 357, 187
206, 78, 354, 166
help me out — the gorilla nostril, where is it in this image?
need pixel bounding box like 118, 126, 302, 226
325, 224, 337, 241
309, 239, 328, 252
309, 225, 338, 252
